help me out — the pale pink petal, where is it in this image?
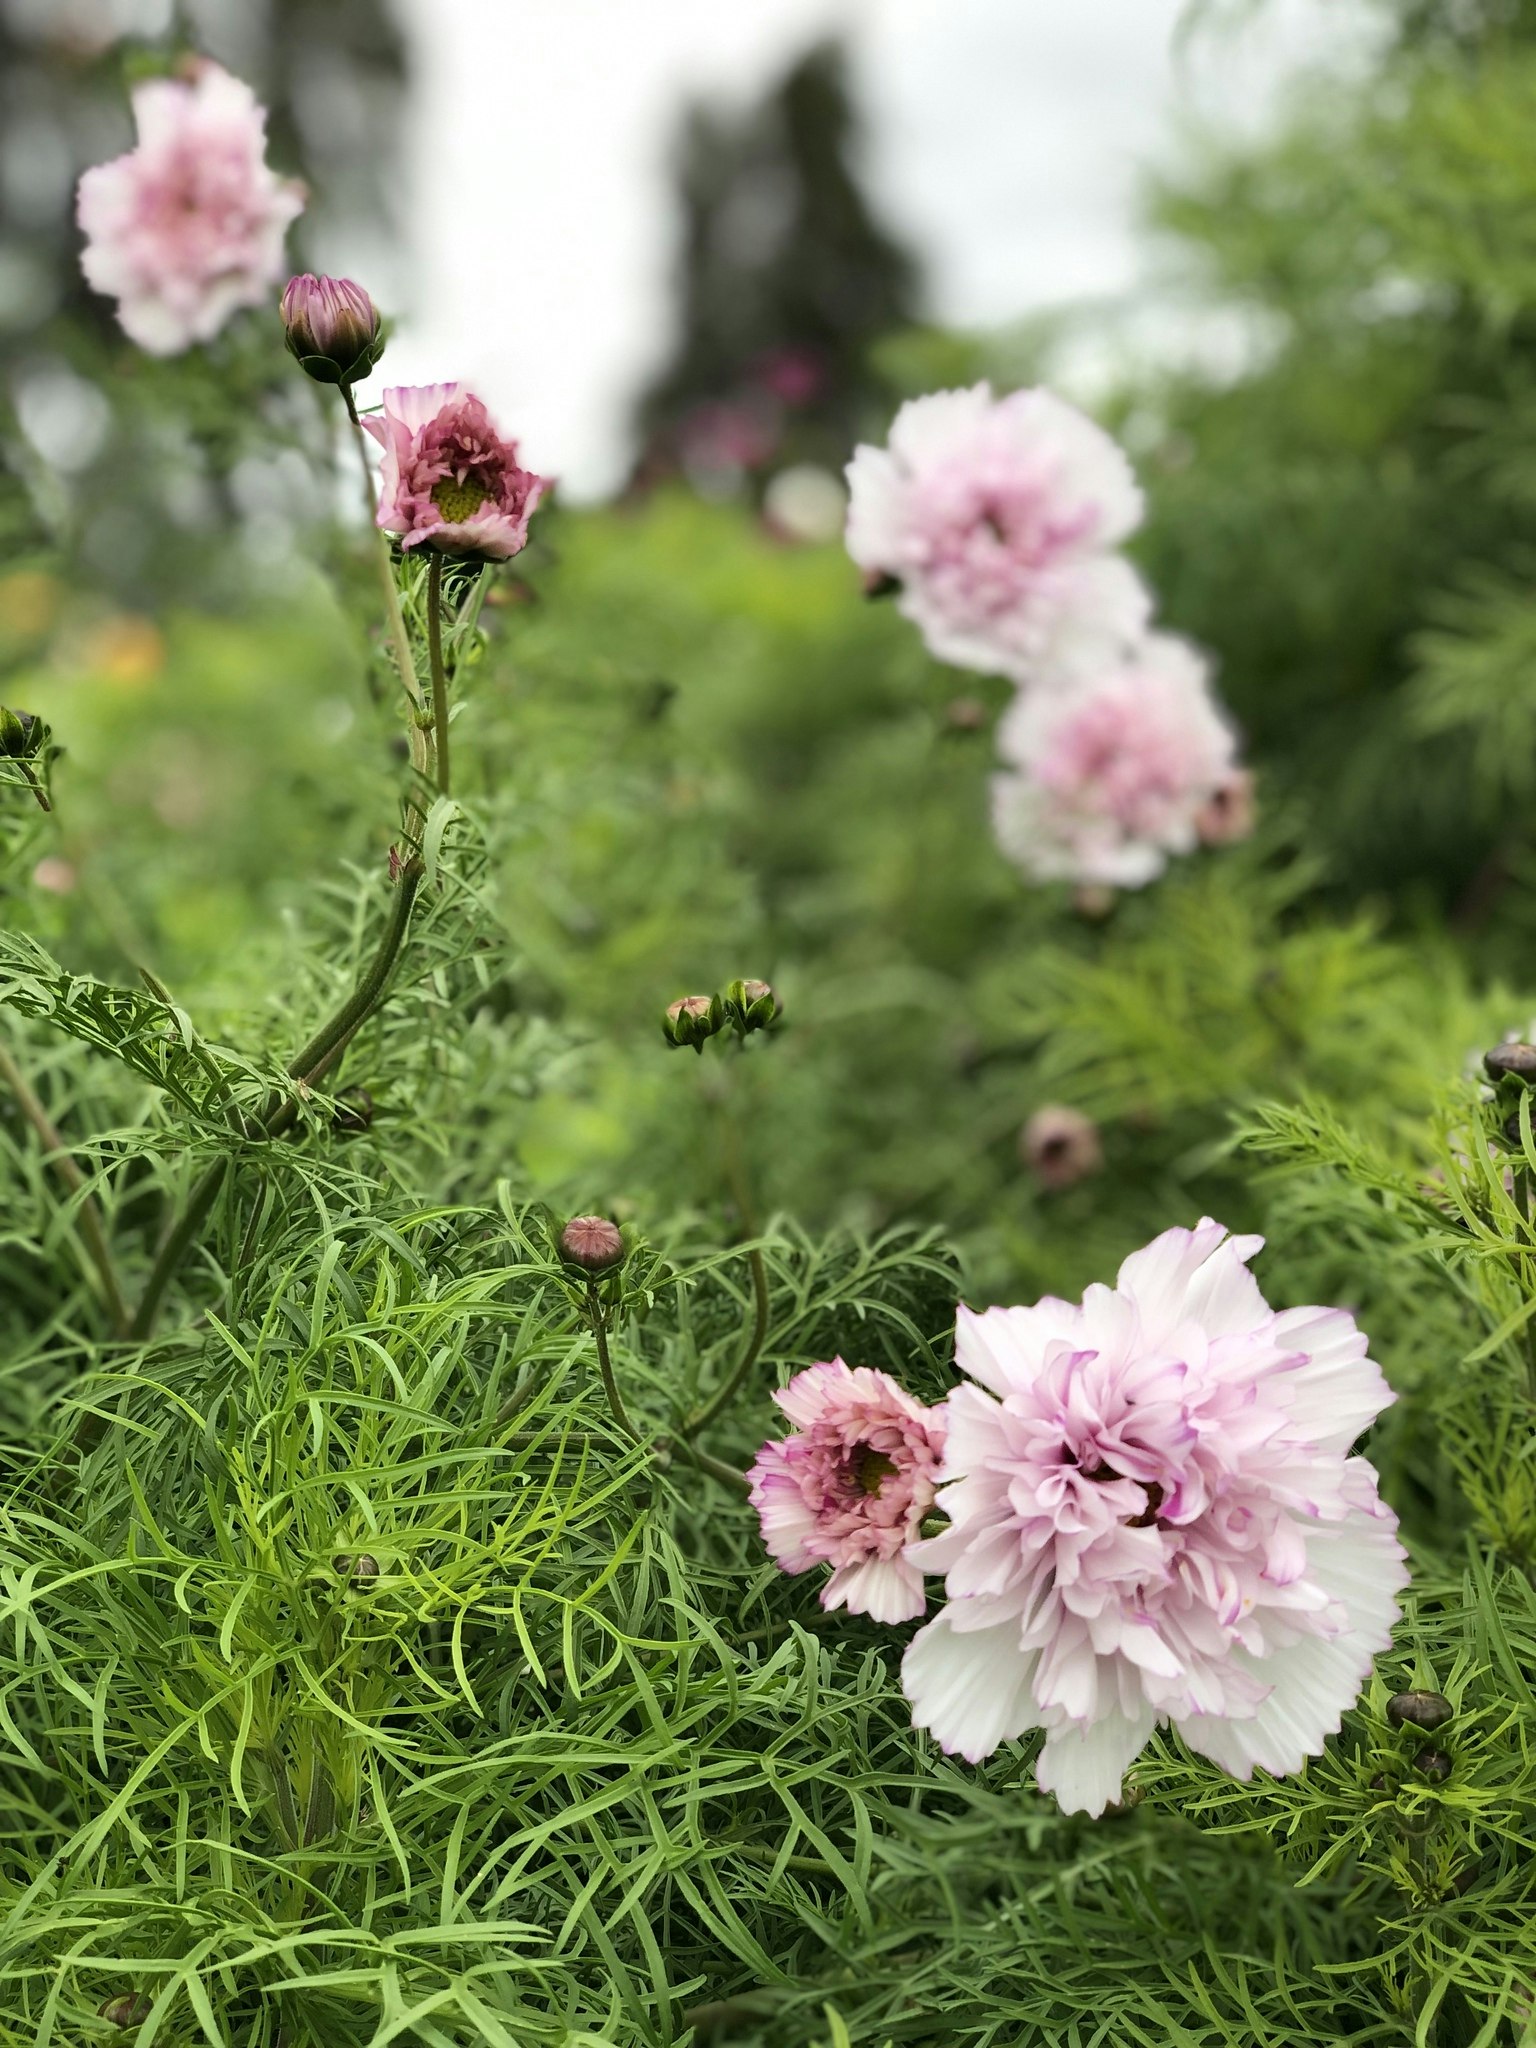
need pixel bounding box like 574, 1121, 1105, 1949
1036, 1706, 1158, 1816
904, 1611, 1041, 1763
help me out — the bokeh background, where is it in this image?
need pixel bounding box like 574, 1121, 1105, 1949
5, 0, 1536, 1313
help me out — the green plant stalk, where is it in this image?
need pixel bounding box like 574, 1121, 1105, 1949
426, 552, 451, 798
343, 387, 434, 833
0, 1039, 129, 1335
126, 860, 424, 1340
686, 1077, 770, 1436
586, 1281, 638, 1439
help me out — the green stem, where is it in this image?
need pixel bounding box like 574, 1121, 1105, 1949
125, 861, 423, 1342
287, 860, 422, 1084
686, 1078, 771, 1436
126, 1156, 228, 1341
426, 553, 451, 798
586, 1281, 638, 1439
344, 389, 433, 833
0, 1039, 129, 1335
19, 761, 49, 812
675, 1439, 750, 1492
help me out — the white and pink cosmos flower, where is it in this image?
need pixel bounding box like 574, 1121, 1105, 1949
363, 384, 549, 561
749, 1361, 948, 1623
990, 634, 1243, 889
844, 383, 1151, 683
902, 1219, 1408, 1817
77, 61, 304, 356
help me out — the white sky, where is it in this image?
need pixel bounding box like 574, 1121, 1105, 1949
369, 0, 1355, 498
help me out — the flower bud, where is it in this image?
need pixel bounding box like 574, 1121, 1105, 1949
281, 273, 385, 388
1386, 1689, 1453, 1732
331, 1085, 375, 1135
663, 993, 723, 1052
335, 1553, 379, 1587
1195, 767, 1256, 847
0, 706, 39, 758
98, 1995, 152, 2029
944, 695, 988, 733
1021, 1106, 1103, 1192
559, 1215, 625, 1275
723, 977, 779, 1034
1485, 1040, 1536, 1083
1414, 1746, 1452, 1783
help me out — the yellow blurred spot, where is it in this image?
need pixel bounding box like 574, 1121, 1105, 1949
83, 614, 166, 689
0, 571, 61, 639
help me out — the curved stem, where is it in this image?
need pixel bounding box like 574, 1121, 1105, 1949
585, 1281, 638, 1439
0, 1039, 128, 1335
125, 860, 423, 1342
127, 1155, 228, 1340
426, 553, 451, 798
286, 860, 422, 1083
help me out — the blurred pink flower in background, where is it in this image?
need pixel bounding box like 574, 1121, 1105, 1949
77, 60, 304, 355
902, 1218, 1407, 1816
844, 383, 1150, 683
749, 1360, 948, 1623
364, 383, 550, 560
990, 634, 1240, 888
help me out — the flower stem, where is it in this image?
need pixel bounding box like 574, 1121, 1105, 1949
125, 859, 424, 1341
0, 1038, 128, 1335
585, 1281, 638, 1439
343, 388, 433, 833
685, 1077, 771, 1437
426, 553, 451, 798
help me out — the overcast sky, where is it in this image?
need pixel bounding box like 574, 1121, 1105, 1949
373, 0, 1353, 498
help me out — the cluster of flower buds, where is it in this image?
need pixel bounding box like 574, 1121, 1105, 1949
281, 273, 384, 389
662, 979, 779, 1053
0, 706, 40, 758
1370, 1687, 1456, 1794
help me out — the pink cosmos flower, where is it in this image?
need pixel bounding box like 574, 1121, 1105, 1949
844, 383, 1150, 683
77, 61, 304, 356
749, 1360, 948, 1624
990, 635, 1241, 889
363, 384, 549, 560
902, 1219, 1408, 1817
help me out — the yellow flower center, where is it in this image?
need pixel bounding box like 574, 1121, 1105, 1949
432, 477, 491, 524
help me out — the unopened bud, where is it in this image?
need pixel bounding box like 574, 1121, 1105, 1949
663, 993, 722, 1052
1387, 1689, 1453, 1732
281, 273, 385, 388
1021, 1106, 1103, 1192
98, 1995, 152, 2029
0, 706, 39, 758
1195, 767, 1256, 847
336, 1553, 379, 1587
723, 977, 779, 1034
1485, 1040, 1536, 1083
559, 1215, 625, 1274
331, 1085, 375, 1135
944, 695, 987, 733
1414, 1747, 1452, 1783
